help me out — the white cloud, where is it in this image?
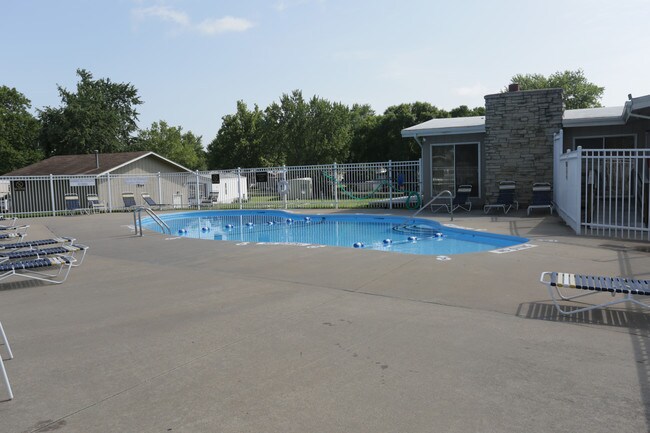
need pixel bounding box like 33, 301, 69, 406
132, 5, 253, 36
132, 5, 190, 27
455, 83, 489, 97
196, 16, 255, 35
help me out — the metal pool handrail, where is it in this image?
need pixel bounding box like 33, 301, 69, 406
412, 190, 454, 221
133, 206, 171, 236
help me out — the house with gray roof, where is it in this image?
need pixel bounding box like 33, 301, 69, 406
401, 89, 650, 207
1, 151, 196, 213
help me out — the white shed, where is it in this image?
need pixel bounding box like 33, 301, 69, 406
212, 173, 248, 203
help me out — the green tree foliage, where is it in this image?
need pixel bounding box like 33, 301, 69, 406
263, 90, 352, 166
364, 102, 450, 162
39, 69, 143, 156
209, 91, 354, 168
207, 101, 266, 169
0, 86, 43, 174
135, 121, 207, 170
450, 105, 485, 117
508, 69, 604, 109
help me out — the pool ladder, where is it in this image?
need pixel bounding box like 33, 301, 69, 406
133, 206, 171, 236
412, 190, 454, 221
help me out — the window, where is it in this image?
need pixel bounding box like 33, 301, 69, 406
575, 135, 635, 150
431, 143, 479, 197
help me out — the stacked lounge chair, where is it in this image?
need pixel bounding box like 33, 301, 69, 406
0, 231, 88, 401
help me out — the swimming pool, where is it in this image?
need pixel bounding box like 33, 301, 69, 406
143, 210, 528, 256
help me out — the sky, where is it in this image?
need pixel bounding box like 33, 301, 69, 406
3, 0, 650, 145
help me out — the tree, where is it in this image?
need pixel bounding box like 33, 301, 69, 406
508, 69, 604, 109
135, 121, 206, 170
0, 86, 43, 174
371, 102, 449, 161
39, 69, 143, 155
207, 101, 266, 169
450, 105, 485, 117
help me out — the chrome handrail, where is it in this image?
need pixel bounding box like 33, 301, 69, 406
133, 206, 171, 236
412, 190, 454, 221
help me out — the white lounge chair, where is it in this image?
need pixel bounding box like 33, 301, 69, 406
0, 244, 88, 265
0, 255, 77, 285
540, 271, 650, 315
0, 237, 75, 251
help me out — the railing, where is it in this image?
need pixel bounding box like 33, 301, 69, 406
0, 160, 421, 216
413, 190, 454, 221
133, 206, 171, 237
554, 146, 650, 240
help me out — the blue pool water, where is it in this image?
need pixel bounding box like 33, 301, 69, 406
143, 210, 528, 256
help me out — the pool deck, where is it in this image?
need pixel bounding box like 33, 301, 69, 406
1, 209, 650, 432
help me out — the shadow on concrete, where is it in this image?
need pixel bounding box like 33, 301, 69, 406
518, 301, 650, 430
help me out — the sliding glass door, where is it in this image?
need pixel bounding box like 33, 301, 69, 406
431, 142, 479, 196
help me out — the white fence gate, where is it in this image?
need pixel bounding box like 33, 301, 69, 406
555, 144, 650, 240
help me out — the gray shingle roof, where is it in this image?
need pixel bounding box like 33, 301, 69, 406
2, 151, 190, 176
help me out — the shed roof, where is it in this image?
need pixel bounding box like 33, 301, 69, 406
2, 151, 192, 176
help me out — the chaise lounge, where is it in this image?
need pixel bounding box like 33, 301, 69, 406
0, 244, 88, 265
540, 271, 650, 315
484, 181, 518, 214
0, 255, 77, 285
431, 185, 472, 213
527, 182, 553, 215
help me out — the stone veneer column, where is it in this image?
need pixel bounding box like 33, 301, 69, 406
483, 88, 563, 206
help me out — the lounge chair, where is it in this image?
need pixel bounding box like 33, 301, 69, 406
122, 192, 137, 209
0, 226, 29, 241
0, 237, 75, 251
484, 181, 518, 214
540, 271, 650, 315
86, 194, 107, 213
64, 193, 89, 215
0, 224, 28, 233
141, 192, 170, 210
431, 185, 472, 213
0, 216, 16, 227
0, 255, 76, 285
0, 320, 13, 400
527, 182, 553, 215
0, 244, 88, 265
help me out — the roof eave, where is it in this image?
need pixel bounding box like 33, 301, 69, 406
95, 151, 193, 176
562, 118, 626, 128
401, 125, 485, 138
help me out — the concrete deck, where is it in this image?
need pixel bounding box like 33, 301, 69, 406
1, 209, 650, 433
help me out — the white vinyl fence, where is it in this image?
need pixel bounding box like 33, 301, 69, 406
0, 160, 421, 217
555, 146, 650, 240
